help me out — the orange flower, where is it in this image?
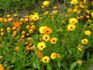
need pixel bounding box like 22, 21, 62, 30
7, 18, 12, 22
36, 50, 43, 58
13, 21, 20, 28
0, 64, 4, 70
24, 18, 29, 23
44, 27, 52, 35
0, 18, 4, 22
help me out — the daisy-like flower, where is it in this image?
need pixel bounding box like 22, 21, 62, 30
69, 18, 78, 25
43, 1, 50, 7
13, 14, 18, 17
0, 64, 4, 70
67, 24, 76, 31
42, 34, 50, 42
81, 38, 88, 45
39, 26, 52, 35
51, 52, 61, 59
39, 26, 47, 34
41, 56, 50, 63
43, 27, 52, 35
51, 52, 56, 59
6, 14, 11, 18
50, 37, 57, 44
20, 18, 24, 22
13, 21, 20, 28
7, 18, 12, 22
84, 30, 91, 36
29, 13, 39, 21
37, 42, 46, 50
70, 0, 78, 5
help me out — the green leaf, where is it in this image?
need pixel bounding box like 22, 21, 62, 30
46, 63, 52, 70
70, 62, 77, 70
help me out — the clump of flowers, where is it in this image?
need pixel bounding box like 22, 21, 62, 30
0, 0, 93, 70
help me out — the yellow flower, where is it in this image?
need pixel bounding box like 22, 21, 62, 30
6, 14, 11, 18
0, 64, 4, 70
43, 1, 50, 7
44, 11, 49, 16
13, 14, 18, 17
0, 28, 4, 32
70, 0, 78, 5
77, 60, 82, 65
37, 42, 46, 50
67, 8, 73, 12
42, 34, 50, 41
29, 13, 39, 21
51, 52, 61, 59
41, 56, 50, 63
26, 25, 30, 29
15, 47, 20, 52
50, 52, 57, 59
39, 26, 47, 34
20, 18, 24, 22
7, 27, 11, 32
1, 32, 4, 36
3, 18, 7, 23
91, 12, 93, 17
50, 37, 57, 44
73, 8, 78, 12
39, 26, 52, 35
67, 24, 76, 31
77, 45, 83, 51
7, 18, 12, 22
69, 18, 78, 24
51, 10, 58, 15
84, 0, 87, 3
81, 39, 88, 45
53, 6, 58, 9
84, 30, 91, 36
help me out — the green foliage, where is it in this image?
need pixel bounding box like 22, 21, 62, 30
0, 0, 37, 12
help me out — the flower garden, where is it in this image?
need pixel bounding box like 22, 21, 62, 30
0, 0, 93, 70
